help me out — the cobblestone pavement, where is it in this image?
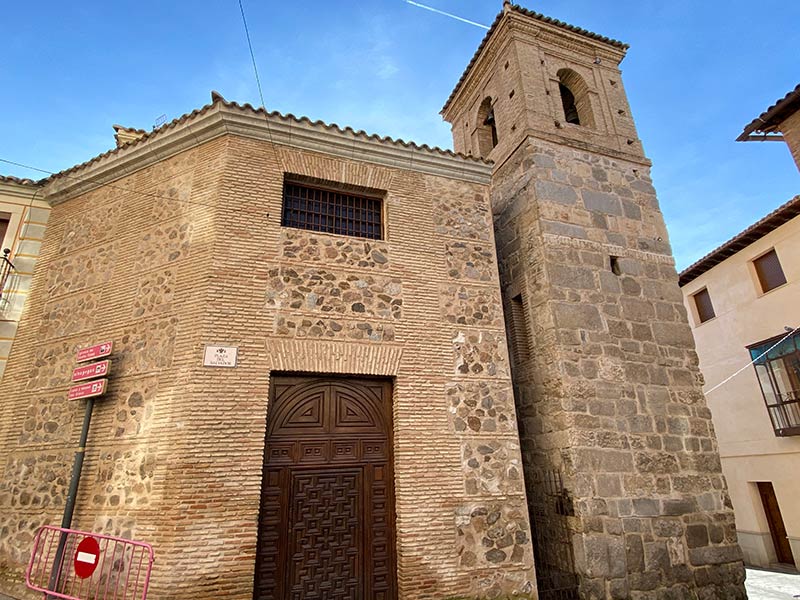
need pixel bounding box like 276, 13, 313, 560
747, 567, 800, 599
1, 568, 798, 599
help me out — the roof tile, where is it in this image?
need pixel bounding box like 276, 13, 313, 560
678, 195, 800, 286
40, 92, 489, 187
737, 83, 800, 141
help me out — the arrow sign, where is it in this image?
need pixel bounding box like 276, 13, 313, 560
71, 360, 111, 383
68, 379, 108, 401
76, 342, 113, 363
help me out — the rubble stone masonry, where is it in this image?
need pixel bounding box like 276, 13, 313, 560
492, 138, 745, 598
441, 4, 746, 598
0, 122, 536, 599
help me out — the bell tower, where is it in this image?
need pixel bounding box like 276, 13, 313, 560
443, 3, 747, 598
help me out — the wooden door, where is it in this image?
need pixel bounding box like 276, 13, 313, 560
757, 482, 795, 565
254, 377, 396, 600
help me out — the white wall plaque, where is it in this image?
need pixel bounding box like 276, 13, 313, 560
203, 345, 238, 368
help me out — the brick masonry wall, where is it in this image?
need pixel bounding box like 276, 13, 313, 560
492, 136, 747, 599
779, 109, 800, 171
0, 133, 536, 599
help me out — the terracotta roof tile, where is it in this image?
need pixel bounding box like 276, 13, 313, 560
737, 83, 800, 141
678, 195, 800, 286
0, 174, 40, 187
112, 124, 147, 135
40, 91, 489, 187
442, 3, 628, 114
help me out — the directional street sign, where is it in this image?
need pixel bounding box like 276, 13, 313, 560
68, 379, 108, 401
71, 359, 111, 383
76, 341, 113, 363
73, 536, 101, 579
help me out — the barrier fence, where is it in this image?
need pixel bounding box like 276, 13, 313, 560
26, 526, 154, 600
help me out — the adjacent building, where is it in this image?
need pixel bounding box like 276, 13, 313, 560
0, 3, 746, 599
0, 177, 51, 381
679, 83, 800, 570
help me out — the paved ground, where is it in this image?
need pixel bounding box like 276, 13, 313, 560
1, 567, 797, 599
747, 567, 800, 599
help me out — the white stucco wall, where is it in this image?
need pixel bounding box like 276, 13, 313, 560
682, 209, 800, 569
0, 180, 50, 381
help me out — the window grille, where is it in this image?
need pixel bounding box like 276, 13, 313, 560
281, 181, 383, 240
749, 332, 800, 436
753, 249, 787, 293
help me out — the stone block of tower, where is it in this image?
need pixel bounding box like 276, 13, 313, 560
442, 4, 747, 598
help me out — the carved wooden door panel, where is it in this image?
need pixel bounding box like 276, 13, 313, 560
254, 377, 396, 600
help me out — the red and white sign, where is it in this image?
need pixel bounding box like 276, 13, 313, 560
73, 536, 101, 579
68, 379, 108, 401
76, 341, 113, 363
71, 360, 110, 383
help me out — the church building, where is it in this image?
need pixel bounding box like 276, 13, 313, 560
0, 3, 746, 599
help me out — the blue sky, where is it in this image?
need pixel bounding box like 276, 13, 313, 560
2, 0, 798, 269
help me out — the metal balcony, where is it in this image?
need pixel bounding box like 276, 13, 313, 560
767, 390, 800, 437
0, 248, 15, 315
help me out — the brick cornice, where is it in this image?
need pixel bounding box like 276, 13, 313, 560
43, 105, 492, 205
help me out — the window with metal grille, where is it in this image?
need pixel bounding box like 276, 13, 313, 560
692, 288, 715, 324
281, 181, 383, 240
749, 332, 800, 436
753, 249, 787, 293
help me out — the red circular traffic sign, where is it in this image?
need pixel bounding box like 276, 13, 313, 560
74, 537, 101, 579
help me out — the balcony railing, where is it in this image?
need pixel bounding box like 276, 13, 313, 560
0, 248, 15, 313
766, 390, 800, 437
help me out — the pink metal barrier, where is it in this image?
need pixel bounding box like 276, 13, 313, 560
26, 526, 154, 600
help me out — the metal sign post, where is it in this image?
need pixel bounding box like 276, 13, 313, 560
47, 342, 113, 597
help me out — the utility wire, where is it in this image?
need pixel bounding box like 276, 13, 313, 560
705, 325, 799, 395
236, 0, 285, 171
238, 0, 266, 110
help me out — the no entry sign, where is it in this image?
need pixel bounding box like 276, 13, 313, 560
76, 342, 113, 363
73, 536, 101, 579
71, 359, 111, 383
68, 379, 108, 401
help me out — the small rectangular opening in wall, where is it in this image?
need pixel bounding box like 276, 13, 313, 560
508, 294, 531, 365
692, 288, 715, 324
753, 249, 787, 293
281, 174, 385, 240
610, 256, 621, 276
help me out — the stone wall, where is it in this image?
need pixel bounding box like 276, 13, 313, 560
779, 109, 800, 171
0, 131, 536, 599
0, 139, 221, 599
492, 137, 746, 599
